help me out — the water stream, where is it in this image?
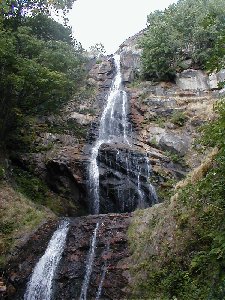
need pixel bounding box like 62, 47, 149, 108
95, 241, 110, 300
89, 54, 130, 214
89, 54, 157, 214
24, 53, 158, 300
24, 220, 70, 300
79, 222, 99, 300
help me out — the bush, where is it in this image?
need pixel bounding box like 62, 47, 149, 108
171, 111, 187, 127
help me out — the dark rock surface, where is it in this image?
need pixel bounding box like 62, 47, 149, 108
54, 214, 131, 300
96, 143, 157, 213
4, 214, 131, 300
5, 219, 58, 300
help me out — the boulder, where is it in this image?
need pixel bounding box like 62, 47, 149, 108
159, 132, 190, 156
69, 112, 94, 126
208, 69, 225, 89
176, 69, 209, 91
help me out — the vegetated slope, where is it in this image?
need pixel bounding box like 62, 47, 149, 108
129, 137, 225, 299
0, 181, 56, 267
127, 0, 225, 298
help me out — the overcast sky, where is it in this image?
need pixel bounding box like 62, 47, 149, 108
68, 0, 178, 54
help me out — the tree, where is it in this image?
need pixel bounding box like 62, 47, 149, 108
0, 2, 86, 148
141, 0, 225, 80
89, 43, 106, 58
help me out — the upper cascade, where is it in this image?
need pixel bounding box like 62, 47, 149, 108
88, 54, 157, 215
98, 54, 130, 144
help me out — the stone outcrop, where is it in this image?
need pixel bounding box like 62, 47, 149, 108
175, 69, 209, 91
5, 214, 131, 300
118, 30, 144, 83
158, 132, 190, 157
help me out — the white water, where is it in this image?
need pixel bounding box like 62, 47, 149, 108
24, 220, 70, 300
95, 242, 110, 300
89, 54, 130, 214
80, 222, 99, 300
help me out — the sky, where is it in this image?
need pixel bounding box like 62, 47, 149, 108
68, 0, 178, 54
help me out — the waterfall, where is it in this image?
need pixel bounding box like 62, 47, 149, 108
89, 54, 130, 214
24, 220, 70, 300
79, 222, 99, 300
89, 54, 157, 214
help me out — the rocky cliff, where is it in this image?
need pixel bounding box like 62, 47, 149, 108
5, 214, 131, 300
2, 30, 223, 300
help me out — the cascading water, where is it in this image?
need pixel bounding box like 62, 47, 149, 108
89, 54, 157, 214
23, 53, 157, 300
95, 241, 110, 300
24, 220, 70, 300
79, 222, 99, 300
89, 54, 130, 214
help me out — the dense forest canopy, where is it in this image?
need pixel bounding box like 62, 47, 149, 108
0, 0, 86, 148
141, 0, 225, 80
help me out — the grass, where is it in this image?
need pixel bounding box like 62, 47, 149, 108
171, 111, 187, 127
165, 150, 187, 167
0, 181, 55, 268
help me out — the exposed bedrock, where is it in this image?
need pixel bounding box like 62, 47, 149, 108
5, 214, 131, 300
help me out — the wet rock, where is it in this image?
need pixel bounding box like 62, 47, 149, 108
5, 220, 58, 300
5, 215, 131, 300
93, 143, 158, 213
54, 214, 131, 300
45, 146, 89, 210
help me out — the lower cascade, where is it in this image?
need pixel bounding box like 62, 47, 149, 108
79, 222, 99, 300
15, 54, 158, 300
24, 220, 70, 300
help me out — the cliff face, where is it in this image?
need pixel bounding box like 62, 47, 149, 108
2, 31, 223, 300
5, 214, 131, 300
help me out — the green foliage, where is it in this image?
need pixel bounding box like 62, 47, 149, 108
171, 110, 187, 126
14, 167, 54, 205
165, 150, 187, 166
13, 167, 67, 215
201, 99, 225, 149
0, 181, 53, 267
0, 0, 76, 25
0, 12, 86, 149
89, 42, 106, 58
141, 0, 225, 80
